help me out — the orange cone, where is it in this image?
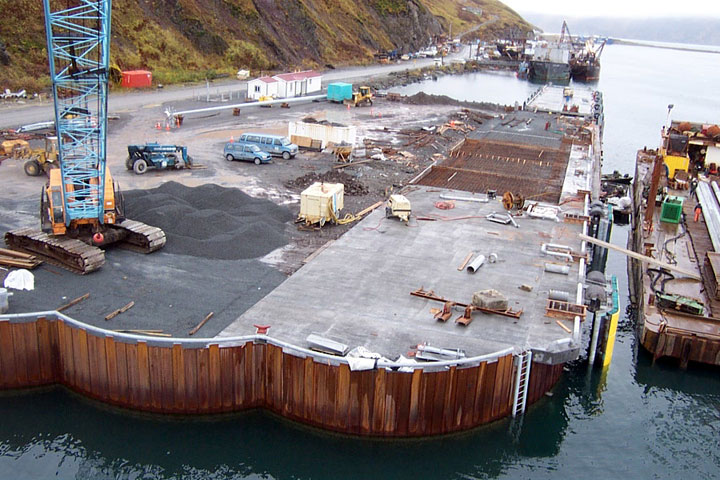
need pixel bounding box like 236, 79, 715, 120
165, 124, 170, 131
230, 136, 234, 143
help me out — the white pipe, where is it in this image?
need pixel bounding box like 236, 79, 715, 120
588, 311, 601, 365
467, 254, 486, 273
541, 243, 573, 262
439, 194, 489, 203
171, 94, 327, 117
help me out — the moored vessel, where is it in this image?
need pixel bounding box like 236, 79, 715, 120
628, 119, 720, 367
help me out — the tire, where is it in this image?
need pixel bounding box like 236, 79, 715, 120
24, 159, 41, 176
282, 151, 290, 160
226, 154, 235, 162
186, 155, 193, 166
125, 156, 133, 170
133, 159, 148, 175
254, 158, 261, 165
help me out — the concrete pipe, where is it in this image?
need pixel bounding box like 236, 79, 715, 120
467, 255, 486, 273
544, 263, 570, 275
548, 289, 571, 302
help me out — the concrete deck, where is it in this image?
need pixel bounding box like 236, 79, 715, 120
527, 84, 596, 116
220, 187, 586, 363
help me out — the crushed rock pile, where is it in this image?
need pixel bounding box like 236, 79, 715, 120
284, 170, 369, 196
123, 182, 294, 260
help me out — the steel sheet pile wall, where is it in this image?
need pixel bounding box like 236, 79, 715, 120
0, 316, 550, 436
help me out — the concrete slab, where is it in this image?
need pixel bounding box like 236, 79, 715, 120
220, 187, 586, 360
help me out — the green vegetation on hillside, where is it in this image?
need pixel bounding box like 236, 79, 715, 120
0, 0, 531, 92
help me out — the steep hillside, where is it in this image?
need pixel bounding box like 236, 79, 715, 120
0, 0, 531, 91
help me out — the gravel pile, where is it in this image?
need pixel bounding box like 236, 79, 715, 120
284, 170, 369, 196
122, 182, 293, 260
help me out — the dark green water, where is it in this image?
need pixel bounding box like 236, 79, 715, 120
2, 44, 720, 479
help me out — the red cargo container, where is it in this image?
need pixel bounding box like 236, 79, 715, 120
121, 70, 152, 88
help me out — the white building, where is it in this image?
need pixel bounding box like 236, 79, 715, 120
247, 70, 323, 100
247, 76, 278, 100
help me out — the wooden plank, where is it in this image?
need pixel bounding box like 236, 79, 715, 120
282, 351, 294, 415
371, 368, 387, 434
407, 369, 422, 435
114, 342, 129, 405
232, 345, 245, 407
85, 333, 100, 394
22, 322, 41, 385
252, 343, 266, 404
11, 323, 29, 386
313, 362, 328, 426
460, 365, 479, 429
472, 362, 487, 424
196, 348, 210, 412
208, 344, 221, 411
303, 356, 313, 420
148, 345, 163, 410
271, 345, 284, 412
125, 343, 140, 407
105, 336, 119, 402
0, 322, 17, 387
325, 360, 337, 428
57, 322, 74, 386
417, 369, 430, 433
159, 346, 174, 411
394, 371, 412, 436
183, 348, 199, 412
244, 343, 254, 404
430, 371, 448, 434
89, 334, 108, 397
136, 341, 150, 408
443, 366, 458, 432
359, 369, 374, 434
171, 344, 185, 412
480, 360, 498, 423
72, 328, 90, 393
348, 367, 361, 434
335, 363, 351, 430
46, 318, 61, 381
57, 293, 90, 312
36, 317, 54, 383
219, 346, 234, 410
383, 371, 396, 434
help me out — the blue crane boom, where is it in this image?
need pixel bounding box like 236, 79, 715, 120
43, 0, 110, 224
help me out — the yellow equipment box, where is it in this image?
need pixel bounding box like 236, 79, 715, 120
663, 153, 689, 180
299, 182, 344, 226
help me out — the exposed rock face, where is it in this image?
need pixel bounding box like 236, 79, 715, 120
0, 0, 531, 89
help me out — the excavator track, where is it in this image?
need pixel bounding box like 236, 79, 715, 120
114, 219, 166, 253
4, 228, 105, 274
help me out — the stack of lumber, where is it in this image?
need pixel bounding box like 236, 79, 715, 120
0, 248, 42, 269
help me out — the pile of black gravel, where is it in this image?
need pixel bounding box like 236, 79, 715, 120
284, 170, 369, 195
122, 182, 294, 260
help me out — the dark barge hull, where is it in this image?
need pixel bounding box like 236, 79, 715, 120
529, 61, 570, 83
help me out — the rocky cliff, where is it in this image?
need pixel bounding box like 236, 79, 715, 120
0, 0, 530, 91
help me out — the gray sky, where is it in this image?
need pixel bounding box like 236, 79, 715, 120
501, 0, 720, 17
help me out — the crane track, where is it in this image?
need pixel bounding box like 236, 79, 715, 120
4, 228, 105, 274
115, 219, 166, 253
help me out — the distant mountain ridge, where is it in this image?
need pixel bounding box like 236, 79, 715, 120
524, 14, 720, 47
0, 0, 531, 91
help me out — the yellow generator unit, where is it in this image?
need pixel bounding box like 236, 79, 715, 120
663, 153, 689, 180
386, 194, 411, 223
298, 182, 344, 226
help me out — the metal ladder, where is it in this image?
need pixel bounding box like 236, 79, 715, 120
511, 351, 532, 417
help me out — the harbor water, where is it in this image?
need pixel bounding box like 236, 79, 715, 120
1, 44, 720, 479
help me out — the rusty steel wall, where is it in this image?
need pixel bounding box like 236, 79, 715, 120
0, 316, 562, 436
416, 139, 571, 203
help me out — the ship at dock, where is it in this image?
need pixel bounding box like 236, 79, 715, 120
569, 38, 606, 82
628, 119, 720, 368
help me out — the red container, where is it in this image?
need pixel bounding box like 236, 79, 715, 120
121, 70, 152, 88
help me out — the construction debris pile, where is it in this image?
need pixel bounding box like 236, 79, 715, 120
123, 182, 293, 260
285, 170, 369, 195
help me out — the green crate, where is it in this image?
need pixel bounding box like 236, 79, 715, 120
660, 195, 684, 224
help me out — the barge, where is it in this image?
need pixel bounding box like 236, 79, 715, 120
628, 120, 720, 367
0, 88, 617, 436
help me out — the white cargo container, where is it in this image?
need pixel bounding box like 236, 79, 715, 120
298, 182, 344, 226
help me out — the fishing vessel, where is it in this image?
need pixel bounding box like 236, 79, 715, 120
628, 119, 720, 367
